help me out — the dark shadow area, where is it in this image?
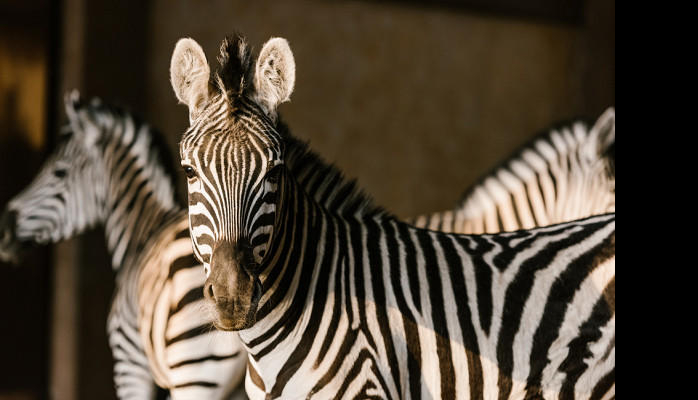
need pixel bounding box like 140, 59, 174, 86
0, 90, 51, 400
362, 0, 586, 24
77, 2, 152, 399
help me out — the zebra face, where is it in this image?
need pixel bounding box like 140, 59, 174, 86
172, 35, 293, 330
179, 103, 284, 331
0, 93, 107, 262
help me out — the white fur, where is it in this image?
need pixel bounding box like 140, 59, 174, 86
253, 37, 296, 119
170, 38, 211, 122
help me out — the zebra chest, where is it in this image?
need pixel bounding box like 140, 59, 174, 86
245, 333, 392, 400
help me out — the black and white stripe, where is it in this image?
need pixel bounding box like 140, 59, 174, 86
0, 92, 247, 399
410, 108, 616, 234
172, 35, 616, 400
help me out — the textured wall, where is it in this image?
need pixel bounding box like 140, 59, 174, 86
37, 1, 613, 398
144, 0, 613, 218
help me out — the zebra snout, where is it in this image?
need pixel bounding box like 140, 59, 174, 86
0, 209, 21, 264
204, 279, 231, 307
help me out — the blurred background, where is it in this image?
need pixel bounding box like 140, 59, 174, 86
0, 0, 613, 398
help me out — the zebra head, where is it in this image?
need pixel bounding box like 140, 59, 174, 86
171, 35, 294, 330
0, 91, 107, 263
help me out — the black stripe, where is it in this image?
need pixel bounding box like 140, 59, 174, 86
589, 368, 614, 400
315, 220, 347, 366
524, 179, 540, 227
169, 352, 242, 369
559, 277, 615, 400
165, 323, 214, 347
366, 218, 401, 399
312, 327, 359, 394
251, 189, 313, 353
169, 286, 205, 317
172, 381, 219, 389
346, 218, 377, 353
524, 233, 615, 397
416, 230, 455, 399
507, 179, 524, 229
495, 218, 611, 399
168, 254, 201, 279
334, 349, 380, 399
386, 220, 422, 400
438, 235, 484, 399
112, 326, 149, 368
469, 235, 495, 335
398, 224, 421, 314
174, 226, 190, 240
270, 209, 337, 397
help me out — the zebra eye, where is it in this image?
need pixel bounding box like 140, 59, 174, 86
183, 165, 197, 179
54, 169, 67, 178
266, 165, 282, 184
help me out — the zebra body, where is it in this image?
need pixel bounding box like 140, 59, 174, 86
171, 35, 616, 399
410, 108, 615, 234
0, 93, 247, 399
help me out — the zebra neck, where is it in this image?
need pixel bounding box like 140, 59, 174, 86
101, 128, 180, 271
239, 173, 330, 351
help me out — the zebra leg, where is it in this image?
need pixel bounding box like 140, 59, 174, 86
111, 353, 161, 399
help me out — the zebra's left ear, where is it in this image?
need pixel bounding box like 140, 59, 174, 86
253, 37, 295, 120
170, 38, 212, 123
591, 107, 615, 157
64, 90, 101, 148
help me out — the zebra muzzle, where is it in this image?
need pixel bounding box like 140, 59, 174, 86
0, 209, 23, 264
204, 241, 261, 330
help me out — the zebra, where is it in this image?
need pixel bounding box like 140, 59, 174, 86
409, 108, 615, 234
170, 34, 615, 399
0, 92, 248, 399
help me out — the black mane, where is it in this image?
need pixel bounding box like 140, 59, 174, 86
215, 33, 254, 101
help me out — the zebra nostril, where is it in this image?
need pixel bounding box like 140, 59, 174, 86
204, 281, 215, 301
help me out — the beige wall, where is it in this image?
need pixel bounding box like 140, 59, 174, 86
0, 1, 612, 398
144, 0, 613, 218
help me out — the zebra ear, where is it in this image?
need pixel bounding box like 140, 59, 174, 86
64, 90, 101, 147
591, 107, 615, 158
170, 38, 211, 122
253, 37, 295, 120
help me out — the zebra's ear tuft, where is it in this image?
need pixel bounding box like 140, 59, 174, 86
217, 34, 253, 98
64, 89, 82, 111
253, 37, 295, 120
591, 107, 615, 158
170, 38, 211, 123
64, 91, 101, 148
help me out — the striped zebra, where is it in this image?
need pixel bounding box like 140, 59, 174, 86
170, 35, 615, 399
409, 108, 615, 234
0, 92, 248, 399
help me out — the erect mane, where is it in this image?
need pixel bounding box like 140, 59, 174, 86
456, 116, 609, 205
214, 33, 254, 101
276, 119, 388, 219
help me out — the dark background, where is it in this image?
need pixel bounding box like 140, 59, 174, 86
0, 0, 613, 398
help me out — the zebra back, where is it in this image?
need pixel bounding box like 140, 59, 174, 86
410, 108, 616, 233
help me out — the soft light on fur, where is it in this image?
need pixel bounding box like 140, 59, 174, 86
170, 38, 211, 122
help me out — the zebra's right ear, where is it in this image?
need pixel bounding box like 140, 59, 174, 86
64, 90, 101, 147
253, 37, 295, 121
591, 107, 615, 158
170, 38, 211, 123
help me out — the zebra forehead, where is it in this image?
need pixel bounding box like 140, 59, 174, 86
181, 119, 283, 161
